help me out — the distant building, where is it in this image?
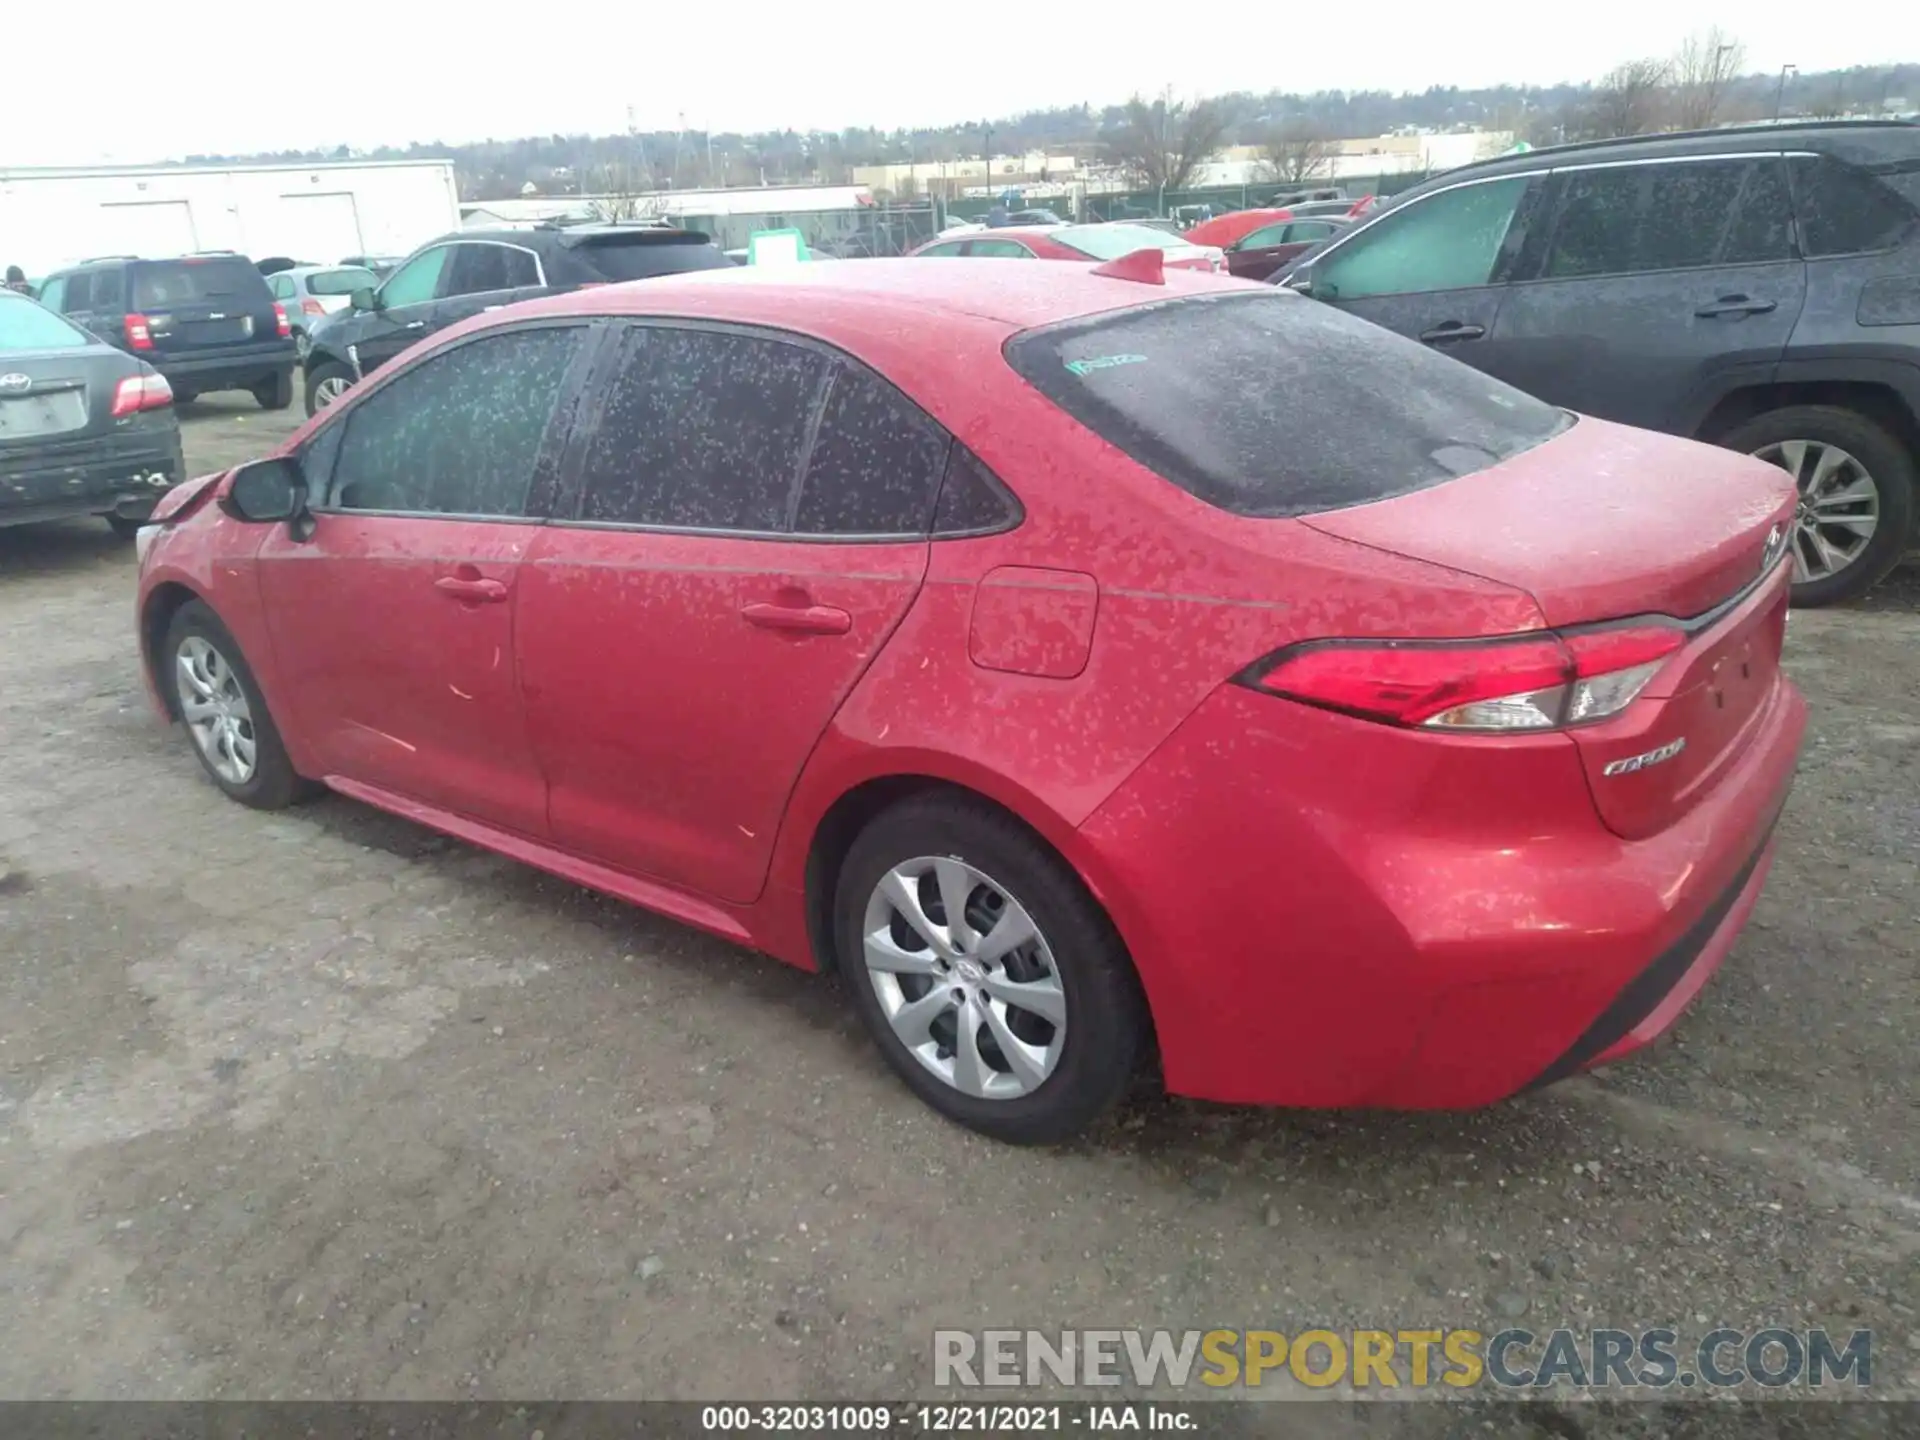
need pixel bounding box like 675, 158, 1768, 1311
459, 184, 883, 252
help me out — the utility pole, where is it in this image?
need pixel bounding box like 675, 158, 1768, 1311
982, 122, 992, 201
1773, 64, 1797, 122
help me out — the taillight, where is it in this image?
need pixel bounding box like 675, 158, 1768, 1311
301, 298, 325, 316
124, 313, 154, 350
273, 303, 292, 337
1242, 624, 1685, 732
111, 372, 174, 417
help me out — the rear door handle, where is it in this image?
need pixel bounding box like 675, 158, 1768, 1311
404, 320, 427, 330
741, 602, 852, 635
1695, 296, 1778, 318
434, 575, 509, 603
1419, 322, 1486, 343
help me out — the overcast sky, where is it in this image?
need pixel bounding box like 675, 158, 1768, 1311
11, 2, 1918, 167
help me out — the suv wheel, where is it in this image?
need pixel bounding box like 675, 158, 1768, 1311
253, 370, 294, 411
1720, 405, 1916, 606
305, 361, 355, 417
833, 794, 1146, 1144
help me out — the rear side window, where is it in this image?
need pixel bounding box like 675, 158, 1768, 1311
328, 325, 584, 516
793, 366, 950, 535
575, 326, 828, 531
1789, 155, 1917, 257
1005, 291, 1570, 519
130, 258, 267, 310
570, 237, 734, 282
0, 295, 90, 350
445, 244, 539, 296
1540, 159, 1793, 279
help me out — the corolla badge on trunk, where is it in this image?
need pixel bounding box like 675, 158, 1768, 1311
1761, 522, 1788, 575
1603, 737, 1687, 777
0, 372, 31, 394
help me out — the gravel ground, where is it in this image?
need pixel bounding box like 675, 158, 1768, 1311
0, 396, 1915, 1434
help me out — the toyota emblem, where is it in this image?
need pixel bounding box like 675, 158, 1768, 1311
0, 372, 31, 395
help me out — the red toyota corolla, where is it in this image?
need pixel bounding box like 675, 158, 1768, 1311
134, 257, 1805, 1144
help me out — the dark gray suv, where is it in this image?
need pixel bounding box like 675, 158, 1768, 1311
1278, 120, 1920, 605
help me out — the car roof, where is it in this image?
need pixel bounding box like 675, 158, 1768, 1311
1408, 118, 1919, 190
508, 255, 1244, 334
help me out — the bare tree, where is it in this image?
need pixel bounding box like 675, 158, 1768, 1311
584, 159, 666, 222
1259, 120, 1335, 185
1101, 88, 1235, 194
1671, 28, 1746, 129
1576, 59, 1672, 139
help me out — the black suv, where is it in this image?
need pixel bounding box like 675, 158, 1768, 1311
302, 223, 732, 415
1277, 120, 1920, 605
36, 253, 297, 410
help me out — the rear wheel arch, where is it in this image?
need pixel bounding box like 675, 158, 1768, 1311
1695, 378, 1920, 468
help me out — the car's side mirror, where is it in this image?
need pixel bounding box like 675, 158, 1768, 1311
222, 457, 307, 526
1283, 267, 1315, 296
349, 286, 378, 312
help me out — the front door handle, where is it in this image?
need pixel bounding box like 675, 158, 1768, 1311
1419, 322, 1486, 343
435, 575, 509, 603
404, 320, 427, 330
1695, 296, 1778, 318
741, 602, 852, 635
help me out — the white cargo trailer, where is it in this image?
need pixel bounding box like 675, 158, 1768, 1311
0, 160, 460, 280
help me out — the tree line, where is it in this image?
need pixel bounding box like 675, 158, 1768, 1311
185, 46, 1916, 201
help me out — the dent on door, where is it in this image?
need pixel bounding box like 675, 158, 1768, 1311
968, 567, 1100, 679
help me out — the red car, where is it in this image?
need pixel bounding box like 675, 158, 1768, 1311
134, 259, 1805, 1144
911, 222, 1224, 272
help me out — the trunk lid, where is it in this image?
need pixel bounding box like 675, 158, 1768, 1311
1303, 416, 1797, 837
1300, 416, 1795, 627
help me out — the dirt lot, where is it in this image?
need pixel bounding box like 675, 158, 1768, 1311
1, 396, 1917, 1429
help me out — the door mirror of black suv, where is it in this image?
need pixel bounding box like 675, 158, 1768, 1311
1280, 265, 1314, 296
222, 457, 306, 525
349, 286, 378, 312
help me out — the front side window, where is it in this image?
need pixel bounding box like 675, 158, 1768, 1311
327, 325, 584, 517
35, 275, 67, 311
1540, 158, 1794, 280
969, 238, 1033, 258
378, 247, 449, 309
575, 326, 828, 532
1311, 176, 1533, 300
1007, 291, 1570, 519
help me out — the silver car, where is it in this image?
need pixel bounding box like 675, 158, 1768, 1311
265, 264, 380, 362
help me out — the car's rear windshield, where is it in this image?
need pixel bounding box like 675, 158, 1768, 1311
1004, 291, 1571, 518
0, 295, 90, 351
570, 236, 735, 282
1052, 224, 1194, 259
307, 267, 377, 296
130, 257, 270, 309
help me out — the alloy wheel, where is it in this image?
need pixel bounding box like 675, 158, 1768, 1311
313, 375, 350, 409
861, 856, 1066, 1100
1752, 439, 1880, 584
176, 635, 257, 785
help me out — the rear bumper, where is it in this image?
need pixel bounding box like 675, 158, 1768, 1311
1075, 671, 1807, 1110
0, 431, 185, 527
152, 342, 296, 389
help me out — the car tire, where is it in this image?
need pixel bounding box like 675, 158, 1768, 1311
833, 793, 1146, 1144
253, 370, 295, 411
304, 361, 355, 417
294, 329, 311, 364
1718, 405, 1916, 606
171, 388, 198, 405
162, 600, 318, 811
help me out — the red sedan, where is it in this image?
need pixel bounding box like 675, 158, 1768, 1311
134, 259, 1804, 1143
911, 222, 1224, 272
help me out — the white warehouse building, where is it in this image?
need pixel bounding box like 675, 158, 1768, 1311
0, 160, 461, 280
